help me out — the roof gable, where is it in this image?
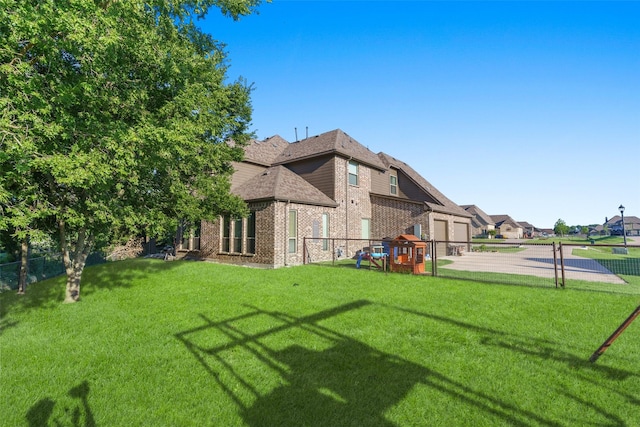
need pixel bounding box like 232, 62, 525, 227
232, 166, 337, 207
517, 221, 539, 231
461, 205, 495, 226
273, 129, 386, 170
378, 152, 471, 218
490, 215, 522, 228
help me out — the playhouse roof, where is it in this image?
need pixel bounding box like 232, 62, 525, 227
392, 234, 422, 242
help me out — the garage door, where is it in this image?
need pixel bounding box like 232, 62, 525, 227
434, 219, 447, 257
454, 222, 469, 242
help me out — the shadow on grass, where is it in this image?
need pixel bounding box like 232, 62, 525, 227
26, 381, 95, 427
0, 258, 185, 319
176, 300, 570, 426
591, 258, 640, 277
390, 305, 638, 382
559, 389, 628, 426
437, 269, 557, 290
0, 317, 19, 336
525, 255, 626, 277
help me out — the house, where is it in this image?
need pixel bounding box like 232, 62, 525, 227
489, 215, 524, 239
589, 224, 606, 236
182, 129, 472, 268
461, 205, 495, 237
517, 221, 541, 238
539, 228, 555, 237
606, 215, 640, 237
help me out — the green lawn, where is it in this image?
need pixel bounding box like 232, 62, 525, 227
1, 259, 639, 426
471, 245, 527, 254
529, 235, 628, 245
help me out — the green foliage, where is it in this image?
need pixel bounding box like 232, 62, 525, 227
554, 218, 569, 237
1, 0, 263, 300
1, 260, 639, 425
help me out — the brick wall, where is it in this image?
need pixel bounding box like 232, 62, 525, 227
199, 202, 279, 268
371, 195, 429, 239
332, 157, 374, 257
277, 201, 337, 267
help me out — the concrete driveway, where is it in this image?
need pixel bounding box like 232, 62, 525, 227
440, 245, 626, 284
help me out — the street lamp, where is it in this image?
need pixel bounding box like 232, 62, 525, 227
619, 204, 627, 247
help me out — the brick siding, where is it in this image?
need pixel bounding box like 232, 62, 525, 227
371, 195, 429, 239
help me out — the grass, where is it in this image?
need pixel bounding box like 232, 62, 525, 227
529, 235, 628, 245
472, 245, 526, 254
572, 245, 640, 287
1, 259, 639, 426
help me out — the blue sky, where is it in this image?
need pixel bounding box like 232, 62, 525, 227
201, 1, 639, 229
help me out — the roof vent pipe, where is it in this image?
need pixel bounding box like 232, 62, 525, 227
306, 126, 308, 139
294, 127, 298, 142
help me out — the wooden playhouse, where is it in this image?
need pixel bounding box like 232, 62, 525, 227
388, 234, 428, 274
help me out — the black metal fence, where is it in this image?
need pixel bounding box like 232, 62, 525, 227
303, 237, 640, 290
0, 252, 105, 292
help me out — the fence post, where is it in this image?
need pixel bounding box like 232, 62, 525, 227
332, 238, 335, 266
431, 239, 437, 277
552, 242, 559, 288
589, 304, 640, 362
559, 242, 566, 288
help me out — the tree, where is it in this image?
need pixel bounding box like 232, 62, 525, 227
1, 0, 261, 302
554, 219, 569, 237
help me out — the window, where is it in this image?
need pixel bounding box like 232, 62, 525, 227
390, 175, 397, 195
348, 161, 358, 186
222, 216, 230, 252
221, 212, 256, 254
288, 210, 297, 253
246, 212, 256, 254
180, 221, 201, 251
361, 218, 370, 239
322, 213, 330, 251
233, 218, 243, 253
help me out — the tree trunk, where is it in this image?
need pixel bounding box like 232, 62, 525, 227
17, 238, 29, 294
59, 220, 94, 303
64, 269, 82, 303
63, 246, 91, 303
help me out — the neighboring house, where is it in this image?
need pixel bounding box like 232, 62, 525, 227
182, 129, 472, 268
589, 224, 607, 236
539, 228, 555, 237
461, 205, 495, 237
489, 215, 524, 239
606, 215, 640, 237
517, 221, 541, 238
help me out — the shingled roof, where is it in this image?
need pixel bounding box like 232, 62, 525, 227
490, 215, 522, 228
378, 152, 471, 218
232, 165, 338, 207
273, 129, 386, 170
517, 221, 539, 231
461, 205, 495, 226
243, 135, 289, 166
